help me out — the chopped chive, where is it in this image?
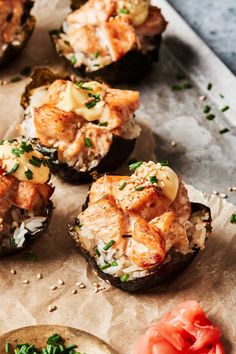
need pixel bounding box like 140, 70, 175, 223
85, 137, 93, 148
20, 66, 31, 76
183, 82, 193, 89
221, 105, 230, 112
10, 76, 21, 83
85, 95, 100, 109
70, 55, 77, 65
25, 168, 33, 180
103, 240, 115, 251
29, 155, 42, 167
118, 8, 130, 14
171, 84, 182, 91
100, 263, 112, 270
129, 161, 143, 171
207, 82, 212, 90
120, 273, 129, 282
24, 252, 38, 262
76, 81, 93, 90
11, 147, 24, 157
6, 163, 19, 175
95, 248, 101, 257
149, 176, 158, 184
94, 51, 100, 58
5, 341, 10, 353
203, 105, 211, 114
219, 128, 230, 134
20, 141, 33, 152
230, 214, 236, 223
0, 140, 3, 145
98, 121, 108, 126
219, 94, 224, 99
135, 186, 144, 191
206, 114, 215, 120
47, 333, 62, 345
112, 261, 118, 266
160, 160, 169, 166
118, 181, 126, 190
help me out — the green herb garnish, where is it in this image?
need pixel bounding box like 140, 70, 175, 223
230, 214, 236, 223
85, 137, 93, 148
76, 82, 93, 91
94, 51, 100, 58
160, 160, 169, 166
103, 240, 115, 251
112, 261, 118, 266
0, 140, 3, 145
120, 274, 129, 282
219, 94, 224, 99
85, 93, 101, 109
219, 128, 230, 134
25, 168, 33, 180
5, 341, 10, 353
70, 55, 77, 65
20, 141, 33, 152
203, 105, 211, 114
10, 76, 21, 83
98, 121, 108, 126
135, 186, 144, 191
100, 263, 112, 270
6, 163, 19, 175
11, 147, 24, 157
29, 155, 42, 167
149, 176, 158, 184
207, 82, 212, 90
129, 161, 143, 171
221, 105, 230, 112
95, 248, 101, 257
183, 82, 193, 89
206, 114, 215, 120
118, 8, 130, 14
118, 181, 126, 190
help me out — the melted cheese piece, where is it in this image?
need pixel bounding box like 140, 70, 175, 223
0, 142, 50, 184
56, 81, 105, 121
117, 0, 150, 26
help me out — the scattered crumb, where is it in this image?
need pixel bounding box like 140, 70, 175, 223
220, 193, 228, 199
22, 280, 30, 284
48, 305, 57, 312
78, 283, 86, 289
10, 269, 16, 274
37, 273, 42, 279
72, 289, 77, 294
199, 95, 206, 101
50, 285, 57, 291
58, 279, 64, 285
171, 141, 177, 147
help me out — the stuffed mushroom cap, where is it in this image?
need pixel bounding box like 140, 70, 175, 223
20, 68, 141, 183
0, 139, 54, 256
69, 161, 212, 291
0, 0, 36, 69
50, 0, 167, 83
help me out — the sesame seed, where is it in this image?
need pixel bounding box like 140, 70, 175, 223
220, 193, 227, 199
48, 305, 57, 312
22, 280, 29, 284
171, 141, 177, 147
37, 273, 42, 279
10, 269, 16, 274
93, 288, 99, 293
72, 289, 77, 294
212, 190, 219, 195
58, 279, 64, 285
228, 186, 236, 192
76, 282, 82, 287
50, 285, 57, 291
79, 283, 86, 289
199, 95, 206, 101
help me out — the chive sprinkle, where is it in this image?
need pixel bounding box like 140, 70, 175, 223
29, 155, 42, 167
70, 55, 77, 65
207, 82, 212, 90
100, 263, 112, 270
219, 128, 230, 134
135, 186, 144, 191
221, 105, 230, 112
112, 261, 118, 266
6, 163, 19, 175
11, 147, 24, 157
206, 114, 215, 120
98, 121, 108, 126
120, 273, 129, 282
129, 161, 143, 171
76, 82, 93, 90
149, 176, 158, 184
118, 8, 130, 14
160, 160, 169, 166
203, 105, 211, 114
85, 93, 101, 109
118, 181, 126, 190
20, 141, 33, 152
95, 248, 101, 257
10, 76, 21, 83
94, 51, 100, 58
219, 94, 224, 99
103, 240, 115, 251
25, 168, 33, 180
5, 341, 10, 353
85, 137, 93, 148
230, 214, 236, 223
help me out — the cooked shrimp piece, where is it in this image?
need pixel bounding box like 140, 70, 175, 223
117, 184, 172, 221
0, 0, 24, 44
150, 211, 190, 254
171, 179, 191, 224
136, 6, 167, 36
105, 87, 140, 131
80, 195, 128, 253
89, 175, 129, 205
34, 104, 80, 146
66, 0, 116, 27
130, 218, 165, 270
102, 16, 138, 61
12, 182, 54, 211
45, 80, 68, 105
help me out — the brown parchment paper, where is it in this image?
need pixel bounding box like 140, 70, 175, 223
0, 1, 236, 354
